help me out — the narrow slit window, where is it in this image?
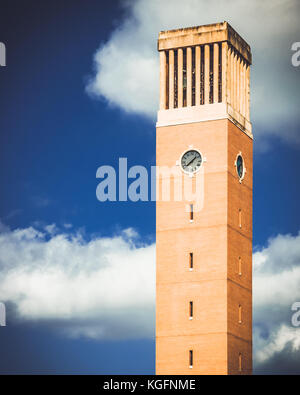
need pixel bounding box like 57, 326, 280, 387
183, 48, 187, 107
200, 46, 204, 105
189, 350, 193, 368
239, 353, 242, 372
189, 301, 193, 318
238, 257, 242, 276
189, 252, 193, 270
165, 51, 169, 109
209, 44, 214, 103
218, 43, 222, 102
239, 209, 242, 228
238, 305, 242, 324
174, 50, 178, 108
191, 47, 196, 106
190, 204, 194, 221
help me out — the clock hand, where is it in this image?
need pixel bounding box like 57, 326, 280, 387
186, 154, 196, 166
189, 156, 199, 168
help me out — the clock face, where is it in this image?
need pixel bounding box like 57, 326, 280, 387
236, 155, 244, 179
181, 150, 202, 173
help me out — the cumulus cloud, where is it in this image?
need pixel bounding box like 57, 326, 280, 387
87, 0, 300, 144
253, 232, 300, 374
0, 223, 155, 340
1, 219, 300, 372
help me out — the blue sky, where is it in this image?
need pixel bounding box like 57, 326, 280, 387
0, 0, 300, 374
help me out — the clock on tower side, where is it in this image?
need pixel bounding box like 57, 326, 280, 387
156, 22, 252, 375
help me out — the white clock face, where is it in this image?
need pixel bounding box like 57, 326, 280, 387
181, 150, 202, 173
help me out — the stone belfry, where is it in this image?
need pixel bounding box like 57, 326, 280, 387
156, 22, 252, 375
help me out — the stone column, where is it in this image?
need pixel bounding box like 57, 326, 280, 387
204, 44, 210, 105
245, 63, 250, 120
231, 49, 236, 111
169, 50, 174, 109
159, 51, 167, 110
213, 43, 219, 103
186, 47, 192, 106
222, 42, 228, 104
235, 53, 240, 113
195, 46, 201, 106
230, 47, 235, 108
240, 59, 245, 118
178, 48, 183, 108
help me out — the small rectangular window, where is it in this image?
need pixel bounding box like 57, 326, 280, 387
238, 257, 242, 276
239, 353, 242, 372
189, 252, 193, 270
239, 209, 242, 228
190, 204, 194, 221
189, 350, 193, 368
238, 305, 242, 324
189, 301, 193, 319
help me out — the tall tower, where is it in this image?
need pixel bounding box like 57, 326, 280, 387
156, 22, 252, 375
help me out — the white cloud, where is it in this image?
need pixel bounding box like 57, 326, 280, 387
255, 325, 300, 364
1, 219, 300, 372
122, 227, 139, 239
0, 223, 155, 340
253, 232, 300, 371
87, 0, 300, 144
44, 223, 58, 236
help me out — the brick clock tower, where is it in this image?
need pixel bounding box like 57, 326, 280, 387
156, 22, 252, 375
